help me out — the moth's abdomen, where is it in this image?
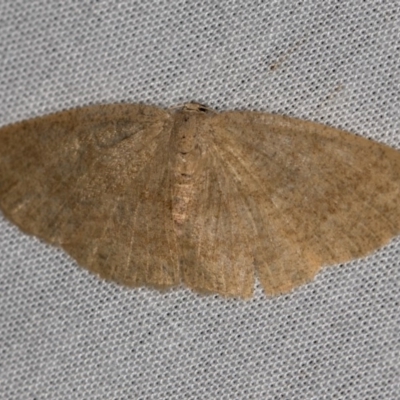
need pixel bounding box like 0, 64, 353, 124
170, 111, 207, 234
171, 147, 203, 235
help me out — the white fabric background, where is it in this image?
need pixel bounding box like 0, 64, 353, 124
0, 1, 399, 399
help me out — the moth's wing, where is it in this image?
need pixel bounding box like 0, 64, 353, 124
209, 111, 400, 295
179, 136, 258, 299
0, 104, 180, 288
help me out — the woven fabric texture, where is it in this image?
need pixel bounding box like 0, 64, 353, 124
0, 1, 399, 399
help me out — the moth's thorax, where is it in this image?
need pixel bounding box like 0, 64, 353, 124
170, 108, 212, 182
172, 109, 210, 154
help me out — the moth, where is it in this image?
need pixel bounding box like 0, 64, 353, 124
0, 102, 399, 298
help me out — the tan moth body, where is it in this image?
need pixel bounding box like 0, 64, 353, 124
0, 102, 399, 298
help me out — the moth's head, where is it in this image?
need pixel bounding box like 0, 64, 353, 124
174, 102, 215, 114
